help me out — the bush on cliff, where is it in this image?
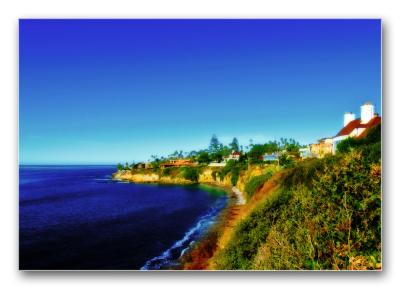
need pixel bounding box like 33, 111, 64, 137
215, 147, 381, 270
218, 160, 247, 186
182, 167, 200, 182
337, 124, 381, 156
244, 171, 274, 198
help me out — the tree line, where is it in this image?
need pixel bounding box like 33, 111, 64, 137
117, 134, 302, 170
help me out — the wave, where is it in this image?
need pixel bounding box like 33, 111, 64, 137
140, 198, 226, 270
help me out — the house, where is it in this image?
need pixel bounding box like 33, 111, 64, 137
160, 159, 194, 168
144, 162, 153, 169
226, 151, 241, 161
263, 152, 279, 162
299, 146, 314, 159
134, 162, 146, 169
332, 102, 381, 154
310, 138, 333, 158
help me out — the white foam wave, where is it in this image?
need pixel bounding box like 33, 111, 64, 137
140, 199, 225, 270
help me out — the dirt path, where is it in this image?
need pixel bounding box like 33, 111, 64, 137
232, 186, 246, 205
205, 171, 284, 269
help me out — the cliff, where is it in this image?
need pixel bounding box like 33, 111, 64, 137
112, 164, 279, 202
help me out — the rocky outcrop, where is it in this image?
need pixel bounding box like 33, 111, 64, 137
113, 164, 279, 205
113, 170, 160, 182
112, 170, 193, 184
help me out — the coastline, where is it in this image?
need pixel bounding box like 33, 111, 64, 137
111, 169, 248, 269
179, 171, 284, 270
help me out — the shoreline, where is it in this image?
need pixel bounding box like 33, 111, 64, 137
179, 171, 284, 270
112, 170, 247, 270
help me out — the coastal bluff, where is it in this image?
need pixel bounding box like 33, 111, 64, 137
112, 165, 276, 204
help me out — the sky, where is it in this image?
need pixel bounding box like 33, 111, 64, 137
19, 19, 381, 165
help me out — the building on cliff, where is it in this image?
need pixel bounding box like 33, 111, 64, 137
226, 151, 241, 161
299, 146, 313, 159
263, 152, 279, 162
332, 102, 381, 154
160, 159, 195, 168
311, 138, 333, 158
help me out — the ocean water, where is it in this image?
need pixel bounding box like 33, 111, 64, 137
19, 165, 227, 270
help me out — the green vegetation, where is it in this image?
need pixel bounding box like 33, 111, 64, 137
278, 152, 295, 168
280, 137, 301, 157
215, 188, 292, 269
336, 124, 381, 163
218, 160, 247, 186
116, 163, 124, 171
244, 171, 274, 198
161, 167, 173, 176
215, 126, 381, 270
247, 139, 300, 164
197, 151, 212, 164
229, 137, 240, 152
181, 167, 201, 183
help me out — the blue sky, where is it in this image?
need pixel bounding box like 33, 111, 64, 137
19, 19, 381, 165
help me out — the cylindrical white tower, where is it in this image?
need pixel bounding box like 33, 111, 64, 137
361, 102, 374, 124
344, 112, 356, 127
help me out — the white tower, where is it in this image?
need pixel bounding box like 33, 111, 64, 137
344, 112, 356, 127
360, 102, 374, 124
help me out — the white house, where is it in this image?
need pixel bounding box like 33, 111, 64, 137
226, 151, 241, 161
332, 102, 381, 154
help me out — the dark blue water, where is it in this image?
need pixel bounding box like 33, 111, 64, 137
19, 165, 227, 270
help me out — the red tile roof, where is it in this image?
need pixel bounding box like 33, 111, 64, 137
357, 116, 381, 138
335, 116, 381, 138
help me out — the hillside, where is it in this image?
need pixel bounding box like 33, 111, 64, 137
212, 125, 381, 270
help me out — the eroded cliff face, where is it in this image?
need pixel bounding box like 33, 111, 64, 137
112, 170, 192, 184
113, 165, 277, 198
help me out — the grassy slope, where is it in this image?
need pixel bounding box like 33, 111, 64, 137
213, 126, 381, 270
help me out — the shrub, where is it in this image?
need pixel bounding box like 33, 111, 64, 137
217, 160, 247, 186
162, 167, 173, 176
230, 166, 240, 186
214, 189, 292, 269
279, 153, 295, 168
197, 151, 211, 164
244, 171, 274, 198
336, 137, 359, 153
181, 167, 200, 182
337, 124, 381, 156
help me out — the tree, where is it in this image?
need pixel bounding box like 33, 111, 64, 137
197, 151, 211, 164
117, 163, 124, 171
279, 138, 301, 157
209, 134, 225, 162
248, 144, 265, 164
263, 141, 279, 154
279, 153, 295, 168
182, 167, 199, 182
209, 134, 222, 154
230, 137, 240, 152
213, 151, 224, 163
124, 162, 130, 170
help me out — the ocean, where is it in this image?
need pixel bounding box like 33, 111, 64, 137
19, 165, 227, 270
